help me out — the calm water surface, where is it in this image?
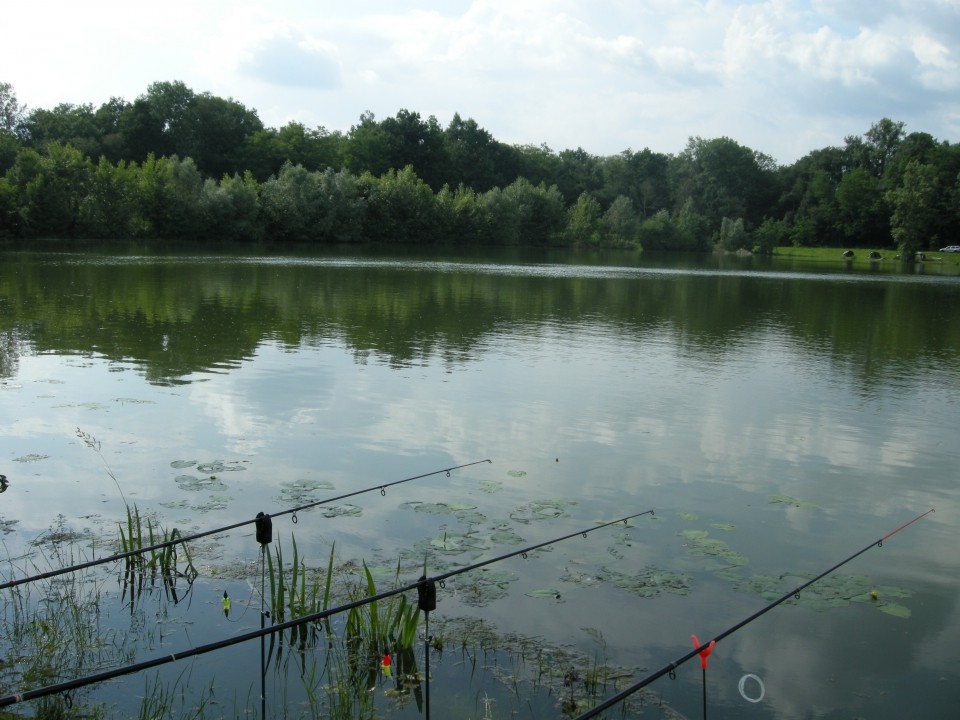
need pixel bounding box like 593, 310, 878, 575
1, 249, 958, 719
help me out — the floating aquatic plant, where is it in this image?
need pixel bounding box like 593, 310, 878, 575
174, 474, 227, 492
13, 453, 49, 463
677, 530, 749, 566
510, 499, 576, 524
490, 526, 526, 546
598, 565, 692, 598
450, 568, 517, 606
321, 504, 363, 519
506, 470, 527, 478
734, 572, 913, 616
711, 523, 736, 531
768, 494, 817, 509
280, 478, 336, 503
677, 512, 699, 521
525, 588, 563, 600
479, 478, 503, 493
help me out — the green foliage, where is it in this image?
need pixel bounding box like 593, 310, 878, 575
2, 78, 959, 253
886, 161, 942, 254
718, 216, 748, 251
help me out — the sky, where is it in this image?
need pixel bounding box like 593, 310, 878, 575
3, 0, 959, 165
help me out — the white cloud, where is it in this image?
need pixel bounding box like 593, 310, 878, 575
2, 0, 958, 164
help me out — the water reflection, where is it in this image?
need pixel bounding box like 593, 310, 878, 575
0, 251, 958, 719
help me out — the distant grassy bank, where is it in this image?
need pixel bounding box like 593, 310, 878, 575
772, 246, 960, 266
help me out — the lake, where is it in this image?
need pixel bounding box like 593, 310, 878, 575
1, 248, 958, 719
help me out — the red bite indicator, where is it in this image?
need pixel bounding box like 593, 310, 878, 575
691, 634, 715, 670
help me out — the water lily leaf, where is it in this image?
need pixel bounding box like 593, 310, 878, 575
14, 454, 49, 463
280, 479, 335, 503
170, 460, 197, 469
507, 470, 527, 478
600, 566, 692, 598
321, 504, 362, 519
678, 529, 709, 540
677, 512, 699, 521
480, 479, 503, 493
769, 494, 817, 509
491, 528, 526, 545
877, 602, 911, 619
401, 501, 477, 516
711, 523, 736, 531
454, 508, 487, 525
175, 475, 227, 492
451, 568, 517, 606
510, 499, 576, 524
526, 588, 562, 600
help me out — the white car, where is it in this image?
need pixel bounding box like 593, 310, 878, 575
940, 245, 960, 252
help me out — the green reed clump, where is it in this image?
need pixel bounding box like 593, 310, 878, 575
0, 529, 135, 719
118, 506, 197, 607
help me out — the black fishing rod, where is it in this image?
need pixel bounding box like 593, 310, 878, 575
0, 509, 654, 708
573, 508, 935, 720
0, 459, 492, 591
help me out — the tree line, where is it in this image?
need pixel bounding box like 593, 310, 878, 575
1, 80, 958, 253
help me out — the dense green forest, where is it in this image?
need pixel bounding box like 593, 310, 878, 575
1, 80, 958, 252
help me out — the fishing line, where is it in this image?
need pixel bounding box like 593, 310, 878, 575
572, 508, 935, 720
0, 509, 654, 708
0, 459, 492, 591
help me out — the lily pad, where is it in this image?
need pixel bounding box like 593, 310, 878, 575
711, 523, 736, 531
400, 501, 477, 516
769, 494, 817, 509
280, 479, 336, 503
453, 508, 488, 525
507, 470, 527, 478
877, 602, 911, 619
677, 512, 699, 521
736, 572, 913, 616
13, 454, 49, 463
526, 588, 563, 600
175, 474, 227, 492
479, 479, 503, 493
320, 504, 362, 519
490, 527, 526, 545
510, 499, 576, 524
600, 566, 692, 598
197, 460, 246, 474
452, 568, 517, 606
170, 460, 198, 469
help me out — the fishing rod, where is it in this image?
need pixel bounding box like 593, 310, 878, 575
573, 508, 935, 720
0, 509, 654, 708
0, 459, 492, 591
